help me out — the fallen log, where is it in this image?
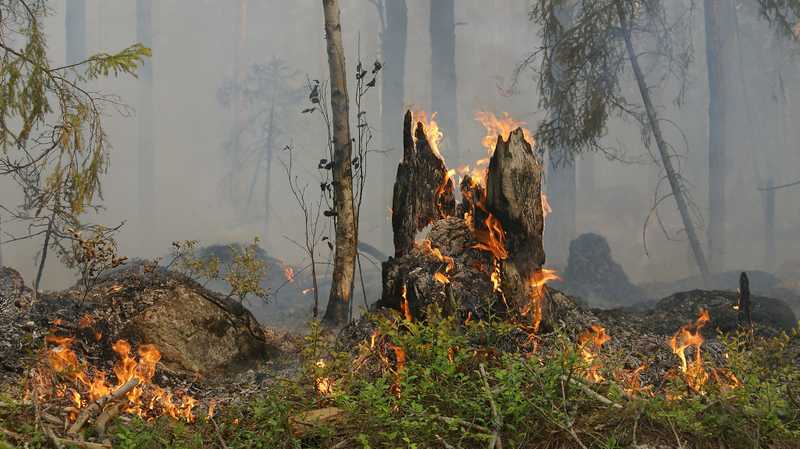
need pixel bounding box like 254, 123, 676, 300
68, 377, 140, 435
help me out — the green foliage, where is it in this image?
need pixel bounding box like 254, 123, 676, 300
170, 238, 268, 304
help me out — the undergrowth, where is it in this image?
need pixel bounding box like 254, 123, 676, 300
1, 309, 799, 449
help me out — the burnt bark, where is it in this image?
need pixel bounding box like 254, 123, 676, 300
738, 272, 752, 328
485, 129, 546, 277
322, 0, 357, 327
391, 111, 456, 257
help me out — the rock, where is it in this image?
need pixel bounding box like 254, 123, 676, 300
557, 233, 647, 307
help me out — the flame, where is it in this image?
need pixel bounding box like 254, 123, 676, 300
541, 193, 552, 219
284, 266, 295, 283
578, 324, 611, 383
411, 110, 444, 158
400, 284, 413, 321
522, 269, 560, 334
314, 359, 334, 396
42, 331, 196, 422
434, 272, 450, 284
490, 261, 503, 293
475, 111, 534, 153
419, 239, 455, 272
471, 213, 508, 261
668, 309, 711, 393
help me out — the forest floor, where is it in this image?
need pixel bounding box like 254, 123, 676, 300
1, 267, 800, 449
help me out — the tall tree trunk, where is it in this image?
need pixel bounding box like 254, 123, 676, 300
380, 0, 407, 252
230, 0, 249, 195
429, 0, 459, 162
321, 0, 357, 327
65, 0, 86, 65
263, 101, 275, 246
137, 0, 155, 249
544, 2, 576, 267
615, 1, 710, 283
704, 0, 735, 272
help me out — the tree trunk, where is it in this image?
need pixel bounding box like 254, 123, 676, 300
263, 101, 276, 247
764, 177, 776, 271
546, 162, 575, 267
321, 0, 357, 327
136, 0, 156, 249
230, 0, 249, 198
704, 0, 735, 272
65, 0, 86, 65
429, 0, 459, 163
615, 1, 710, 283
380, 0, 407, 252
544, 1, 576, 268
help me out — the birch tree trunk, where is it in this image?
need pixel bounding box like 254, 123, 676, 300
380, 0, 407, 251
704, 0, 735, 272
429, 0, 459, 162
321, 0, 357, 326
137, 0, 156, 248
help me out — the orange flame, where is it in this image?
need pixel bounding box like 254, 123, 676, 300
284, 266, 295, 283
475, 111, 534, 153
523, 268, 560, 334
434, 272, 450, 284
42, 332, 196, 422
578, 324, 611, 383
411, 110, 444, 158
669, 309, 711, 393
400, 284, 413, 322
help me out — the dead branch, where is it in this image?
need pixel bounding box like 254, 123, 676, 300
94, 402, 121, 440
433, 415, 492, 434
559, 375, 622, 409
479, 364, 504, 449
68, 377, 139, 435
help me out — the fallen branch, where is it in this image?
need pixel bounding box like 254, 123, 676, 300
479, 364, 504, 449
434, 415, 492, 434
210, 416, 230, 449
559, 375, 622, 409
94, 402, 121, 439
68, 377, 140, 435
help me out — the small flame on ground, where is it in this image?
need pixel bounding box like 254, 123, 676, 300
400, 284, 413, 322
314, 359, 334, 396
578, 324, 611, 383
434, 272, 450, 284
284, 266, 295, 283
669, 309, 711, 393
522, 269, 560, 334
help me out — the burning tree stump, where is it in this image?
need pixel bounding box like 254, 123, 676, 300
379, 111, 579, 331
392, 110, 456, 257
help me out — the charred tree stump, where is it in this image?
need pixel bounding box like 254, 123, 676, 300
737, 272, 752, 328
391, 110, 456, 257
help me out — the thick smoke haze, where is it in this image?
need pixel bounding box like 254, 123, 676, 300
2, 1, 799, 311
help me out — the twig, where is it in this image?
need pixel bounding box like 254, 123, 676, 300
210, 416, 230, 449
559, 375, 623, 409
434, 415, 492, 434
94, 402, 121, 440
435, 434, 457, 449
478, 364, 503, 449
44, 426, 65, 449
68, 377, 139, 435
0, 426, 24, 441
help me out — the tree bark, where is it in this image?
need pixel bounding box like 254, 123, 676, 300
380, 0, 407, 251
429, 0, 459, 163
615, 1, 710, 284
391, 111, 456, 257
137, 0, 156, 249
704, 0, 735, 272
321, 0, 357, 327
